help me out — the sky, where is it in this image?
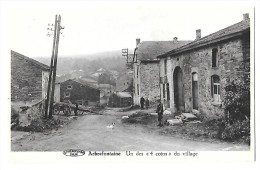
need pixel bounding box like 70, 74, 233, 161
0, 0, 255, 58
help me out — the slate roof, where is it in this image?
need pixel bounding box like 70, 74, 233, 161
80, 77, 97, 84
63, 79, 100, 91
116, 92, 132, 98
136, 41, 192, 61
11, 50, 50, 70
158, 19, 250, 58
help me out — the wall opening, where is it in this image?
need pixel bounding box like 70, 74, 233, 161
173, 66, 185, 111
192, 72, 199, 109
212, 48, 218, 67
211, 75, 221, 102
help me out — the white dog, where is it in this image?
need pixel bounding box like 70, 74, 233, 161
106, 123, 115, 129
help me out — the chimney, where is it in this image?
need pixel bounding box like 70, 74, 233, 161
173, 37, 178, 42
136, 38, 141, 47
196, 29, 201, 40
243, 13, 249, 21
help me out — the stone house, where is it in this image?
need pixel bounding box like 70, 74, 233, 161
97, 83, 115, 105
133, 38, 191, 106
11, 50, 49, 103
57, 79, 100, 106
157, 13, 250, 119
116, 71, 133, 93
108, 92, 132, 107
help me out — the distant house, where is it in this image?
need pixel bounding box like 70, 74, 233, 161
109, 92, 132, 107
157, 13, 250, 118
133, 38, 192, 106
11, 50, 49, 103
116, 73, 133, 93
57, 79, 100, 106
97, 83, 115, 105
80, 77, 98, 85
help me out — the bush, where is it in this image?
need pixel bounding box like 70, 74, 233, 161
221, 119, 250, 144
220, 80, 250, 144
223, 80, 250, 122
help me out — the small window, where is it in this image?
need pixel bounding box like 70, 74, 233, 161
163, 84, 165, 98
137, 84, 139, 95
212, 48, 218, 67
166, 83, 170, 101
164, 59, 167, 75
67, 85, 72, 89
211, 75, 221, 102
19, 80, 29, 89
65, 92, 70, 98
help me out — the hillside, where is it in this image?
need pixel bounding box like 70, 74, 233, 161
35, 50, 128, 75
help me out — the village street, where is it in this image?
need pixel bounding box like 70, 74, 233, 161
11, 108, 249, 151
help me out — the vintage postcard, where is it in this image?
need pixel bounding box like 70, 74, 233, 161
0, 0, 259, 169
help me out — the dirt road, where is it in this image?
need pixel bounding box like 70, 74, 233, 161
11, 108, 249, 151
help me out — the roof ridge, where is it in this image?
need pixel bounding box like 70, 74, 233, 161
194, 20, 247, 43
67, 79, 100, 91
11, 50, 50, 70
158, 20, 250, 58
140, 40, 192, 43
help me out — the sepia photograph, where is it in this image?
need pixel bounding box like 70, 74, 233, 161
0, 0, 259, 169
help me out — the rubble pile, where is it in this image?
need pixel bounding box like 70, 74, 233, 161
11, 102, 72, 132
13, 116, 71, 132
165, 113, 201, 126
121, 111, 155, 125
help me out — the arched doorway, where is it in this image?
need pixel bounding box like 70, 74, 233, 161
173, 66, 184, 111
192, 72, 198, 110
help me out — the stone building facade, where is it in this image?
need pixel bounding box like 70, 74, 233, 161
133, 39, 192, 106
11, 50, 49, 103
158, 14, 250, 119
59, 79, 100, 106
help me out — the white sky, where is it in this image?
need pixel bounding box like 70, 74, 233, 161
0, 0, 255, 58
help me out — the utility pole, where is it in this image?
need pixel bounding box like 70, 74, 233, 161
45, 14, 64, 119
45, 15, 58, 119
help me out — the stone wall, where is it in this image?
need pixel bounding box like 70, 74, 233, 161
161, 36, 250, 119
60, 80, 100, 106
11, 55, 46, 102
140, 61, 160, 106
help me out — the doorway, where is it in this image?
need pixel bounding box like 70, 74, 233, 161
192, 72, 198, 110
173, 66, 184, 111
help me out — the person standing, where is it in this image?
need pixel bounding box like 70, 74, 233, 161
140, 97, 145, 109
156, 100, 164, 127
145, 98, 150, 109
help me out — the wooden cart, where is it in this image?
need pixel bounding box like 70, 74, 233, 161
53, 102, 94, 116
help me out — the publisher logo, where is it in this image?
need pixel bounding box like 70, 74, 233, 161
63, 149, 85, 157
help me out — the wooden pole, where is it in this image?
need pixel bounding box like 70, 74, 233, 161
49, 15, 61, 119
45, 15, 58, 119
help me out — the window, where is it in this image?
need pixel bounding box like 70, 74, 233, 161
163, 84, 165, 98
164, 59, 167, 75
19, 80, 29, 89
65, 92, 70, 98
67, 85, 72, 89
211, 75, 221, 102
166, 83, 170, 100
137, 84, 139, 95
212, 48, 218, 67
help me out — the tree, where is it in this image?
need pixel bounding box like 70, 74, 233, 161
98, 73, 116, 86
